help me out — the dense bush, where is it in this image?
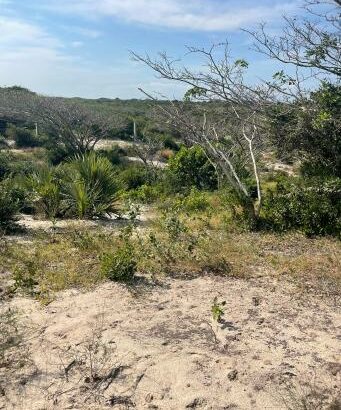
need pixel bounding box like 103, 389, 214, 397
6, 124, 40, 148
45, 144, 69, 165
101, 243, 136, 282
118, 163, 152, 190
177, 188, 211, 213
262, 178, 341, 237
97, 145, 126, 166
127, 183, 161, 204
167, 145, 217, 192
0, 151, 43, 180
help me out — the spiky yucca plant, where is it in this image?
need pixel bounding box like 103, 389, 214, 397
64, 152, 118, 218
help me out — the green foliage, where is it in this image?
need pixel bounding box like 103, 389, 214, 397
45, 144, 69, 165
177, 188, 211, 213
118, 164, 151, 190
101, 226, 137, 282
0, 179, 21, 232
140, 210, 208, 276
167, 145, 217, 192
27, 166, 61, 219
101, 245, 136, 282
183, 86, 207, 102
127, 183, 161, 204
0, 151, 12, 180
262, 178, 341, 237
13, 257, 39, 294
268, 82, 341, 177
109, 120, 134, 140
234, 59, 249, 68
97, 145, 126, 165
211, 297, 226, 322
64, 152, 118, 218
0, 150, 45, 181
6, 124, 40, 148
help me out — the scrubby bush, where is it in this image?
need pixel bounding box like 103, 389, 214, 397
262, 178, 341, 237
0, 151, 12, 180
0, 151, 43, 180
98, 145, 126, 166
178, 188, 211, 213
118, 163, 152, 190
127, 183, 161, 204
101, 243, 136, 282
101, 227, 137, 282
45, 144, 69, 165
0, 179, 21, 231
167, 145, 217, 192
6, 124, 40, 148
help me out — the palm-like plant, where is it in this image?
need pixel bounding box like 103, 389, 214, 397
28, 166, 61, 220
64, 152, 118, 218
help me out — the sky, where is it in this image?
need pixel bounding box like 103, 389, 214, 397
0, 0, 303, 99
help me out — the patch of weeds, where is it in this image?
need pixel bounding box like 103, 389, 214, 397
279, 380, 341, 410
101, 244, 136, 282
47, 317, 123, 408
101, 223, 137, 282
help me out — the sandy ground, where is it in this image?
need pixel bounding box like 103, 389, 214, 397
12, 210, 154, 234
1, 274, 340, 410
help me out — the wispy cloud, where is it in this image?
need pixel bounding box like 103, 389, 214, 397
44, 0, 298, 31
0, 15, 64, 59
0, 14, 161, 98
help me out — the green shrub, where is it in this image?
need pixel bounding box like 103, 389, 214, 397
118, 164, 151, 190
127, 183, 161, 204
63, 152, 118, 218
178, 188, 211, 213
101, 244, 136, 282
0, 151, 42, 180
0, 151, 12, 180
262, 178, 341, 237
6, 125, 40, 148
0, 179, 21, 231
97, 145, 126, 166
46, 144, 69, 165
167, 145, 217, 192
27, 166, 61, 219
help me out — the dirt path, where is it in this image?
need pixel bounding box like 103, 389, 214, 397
2, 275, 340, 409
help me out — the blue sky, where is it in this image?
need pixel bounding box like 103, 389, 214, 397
0, 0, 303, 98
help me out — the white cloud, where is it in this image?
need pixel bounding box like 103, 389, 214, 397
44, 0, 298, 31
0, 14, 167, 98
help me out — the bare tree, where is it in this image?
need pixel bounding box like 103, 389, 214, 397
0, 88, 116, 155
245, 0, 341, 79
132, 44, 278, 220
130, 120, 163, 167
